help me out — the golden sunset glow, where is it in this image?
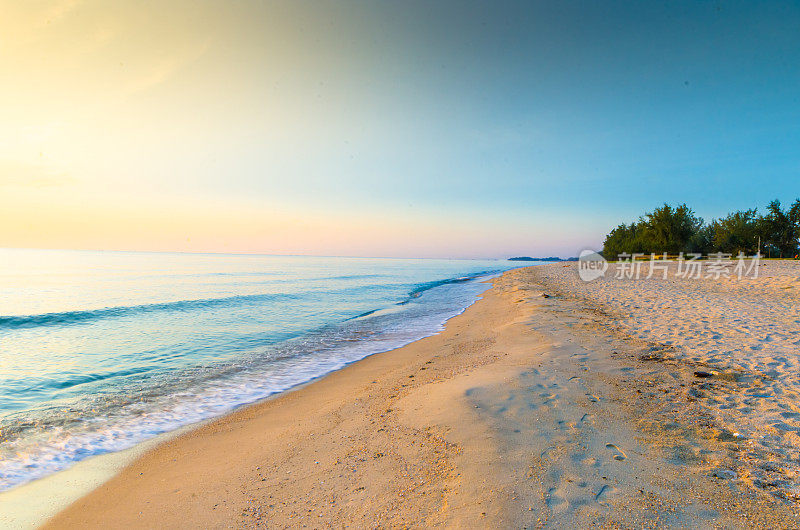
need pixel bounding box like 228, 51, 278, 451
3, 1, 797, 257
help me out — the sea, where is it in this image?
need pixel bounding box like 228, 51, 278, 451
0, 248, 522, 491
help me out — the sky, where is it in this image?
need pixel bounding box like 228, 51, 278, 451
1, 0, 798, 258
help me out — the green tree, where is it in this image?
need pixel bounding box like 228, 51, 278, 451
760, 199, 800, 257
688, 224, 715, 255
710, 209, 759, 255
602, 223, 640, 259
788, 199, 800, 258
602, 204, 702, 258
641, 203, 703, 254
601, 199, 800, 259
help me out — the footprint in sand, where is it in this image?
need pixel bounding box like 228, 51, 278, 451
595, 484, 619, 506
571, 453, 599, 468
542, 393, 559, 406
540, 447, 557, 460
605, 443, 627, 461
546, 487, 569, 513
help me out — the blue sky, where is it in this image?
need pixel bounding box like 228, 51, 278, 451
351, 1, 800, 215
1, 1, 798, 257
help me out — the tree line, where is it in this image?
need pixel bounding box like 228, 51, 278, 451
602, 199, 800, 259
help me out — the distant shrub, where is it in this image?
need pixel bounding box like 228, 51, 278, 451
602, 199, 800, 259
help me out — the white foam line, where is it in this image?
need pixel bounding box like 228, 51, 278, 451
0, 422, 200, 529
0, 274, 505, 527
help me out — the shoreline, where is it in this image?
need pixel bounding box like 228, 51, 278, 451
0, 272, 504, 528
0, 423, 198, 529
29, 265, 800, 526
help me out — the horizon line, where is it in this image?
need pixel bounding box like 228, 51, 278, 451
0, 245, 562, 262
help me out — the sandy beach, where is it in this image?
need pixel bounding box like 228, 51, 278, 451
43, 263, 800, 528
6, 2, 798, 527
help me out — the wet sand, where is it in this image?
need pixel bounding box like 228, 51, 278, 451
44, 265, 799, 528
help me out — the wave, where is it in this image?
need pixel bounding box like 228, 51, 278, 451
197, 272, 387, 281
21, 367, 154, 394
0, 293, 301, 331
400, 270, 496, 304
0, 265, 507, 491
0, 270, 500, 332
347, 308, 380, 320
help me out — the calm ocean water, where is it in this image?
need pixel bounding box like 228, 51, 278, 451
0, 248, 522, 491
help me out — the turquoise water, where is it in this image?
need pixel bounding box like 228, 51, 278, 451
0, 249, 522, 491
